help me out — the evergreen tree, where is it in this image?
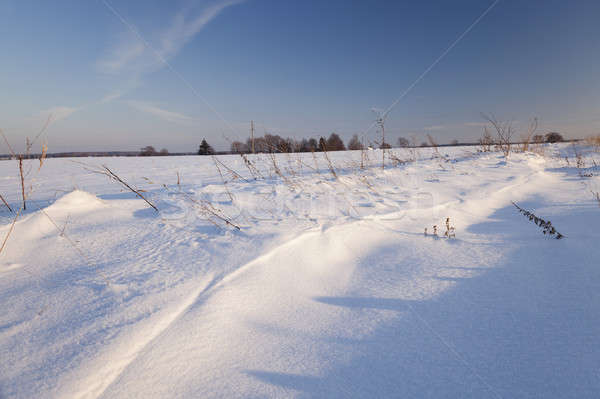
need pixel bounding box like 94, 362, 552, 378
318, 137, 327, 152
198, 139, 214, 155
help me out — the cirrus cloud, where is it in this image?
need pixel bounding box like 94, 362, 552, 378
126, 101, 195, 125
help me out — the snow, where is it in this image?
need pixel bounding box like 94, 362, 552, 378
1, 144, 599, 398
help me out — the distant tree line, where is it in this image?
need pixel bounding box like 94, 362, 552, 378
229, 132, 354, 154
139, 146, 169, 156
2, 130, 572, 161
139, 131, 568, 158
230, 133, 339, 153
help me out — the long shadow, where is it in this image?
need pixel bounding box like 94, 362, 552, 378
313, 296, 417, 311
245, 371, 323, 393
246, 202, 600, 398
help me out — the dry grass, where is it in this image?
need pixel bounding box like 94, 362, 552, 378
0, 208, 23, 255
172, 187, 240, 230
269, 153, 295, 188
479, 127, 494, 152
18, 157, 26, 210
213, 156, 248, 183
444, 217, 456, 238
387, 151, 407, 167
585, 135, 600, 147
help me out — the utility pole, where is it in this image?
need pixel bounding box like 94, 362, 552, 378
250, 120, 255, 154
381, 119, 385, 170
372, 109, 386, 170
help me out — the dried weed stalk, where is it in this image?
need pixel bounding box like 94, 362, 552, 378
512, 201, 563, 239
240, 153, 263, 180
321, 149, 338, 179
100, 165, 158, 211
174, 188, 240, 230
269, 153, 296, 189
212, 156, 234, 202
424, 217, 456, 239
0, 194, 12, 212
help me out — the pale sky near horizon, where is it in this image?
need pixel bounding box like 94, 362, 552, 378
1, 0, 599, 152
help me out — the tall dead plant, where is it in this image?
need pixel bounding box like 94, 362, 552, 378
520, 117, 538, 152
482, 113, 515, 157
240, 153, 263, 180
99, 165, 158, 211
512, 201, 564, 239
269, 153, 296, 189
0, 119, 51, 255
479, 127, 494, 152
212, 156, 234, 202
321, 148, 338, 179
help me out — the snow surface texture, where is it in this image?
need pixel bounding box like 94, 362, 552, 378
1, 144, 599, 398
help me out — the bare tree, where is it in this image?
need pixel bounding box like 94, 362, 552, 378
140, 146, 156, 156
231, 141, 248, 153
520, 117, 538, 152
482, 113, 515, 157
348, 134, 364, 150
397, 137, 409, 147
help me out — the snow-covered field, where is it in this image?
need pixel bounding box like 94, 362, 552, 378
1, 144, 599, 398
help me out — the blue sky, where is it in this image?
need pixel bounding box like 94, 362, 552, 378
1, 0, 599, 152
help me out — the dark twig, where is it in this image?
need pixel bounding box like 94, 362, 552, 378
102, 165, 158, 211
0, 193, 12, 212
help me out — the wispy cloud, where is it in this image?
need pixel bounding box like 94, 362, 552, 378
99, 91, 125, 104
464, 122, 488, 127
127, 101, 195, 124
97, 39, 146, 75
423, 125, 445, 131
39, 106, 80, 124
159, 0, 244, 60
98, 0, 245, 76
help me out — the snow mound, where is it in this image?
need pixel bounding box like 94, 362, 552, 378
47, 190, 107, 214
0, 190, 108, 261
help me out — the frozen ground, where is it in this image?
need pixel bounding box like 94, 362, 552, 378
1, 144, 599, 398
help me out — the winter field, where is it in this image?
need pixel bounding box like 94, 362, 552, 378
1, 143, 600, 398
